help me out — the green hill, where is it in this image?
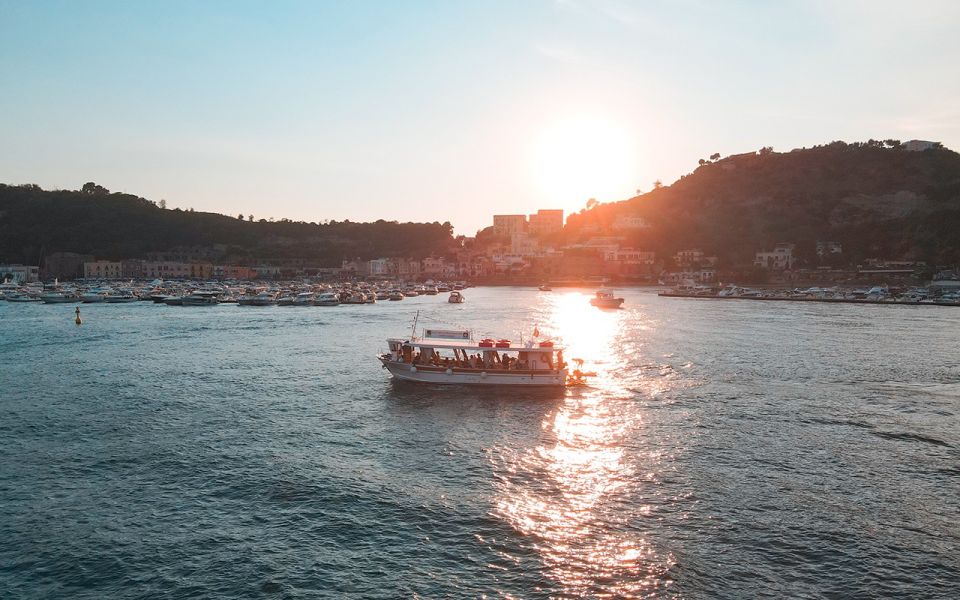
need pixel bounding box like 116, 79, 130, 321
565, 141, 960, 266
0, 183, 455, 266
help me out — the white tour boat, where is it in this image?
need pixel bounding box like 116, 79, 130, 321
379, 327, 568, 387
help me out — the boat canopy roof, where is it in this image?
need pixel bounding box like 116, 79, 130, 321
388, 337, 563, 352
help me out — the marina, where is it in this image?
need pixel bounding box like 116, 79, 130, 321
659, 283, 960, 306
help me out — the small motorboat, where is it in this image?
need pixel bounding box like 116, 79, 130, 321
538, 284, 552, 291
590, 289, 624, 309
448, 291, 465, 303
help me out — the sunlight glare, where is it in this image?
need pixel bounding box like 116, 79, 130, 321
532, 115, 639, 213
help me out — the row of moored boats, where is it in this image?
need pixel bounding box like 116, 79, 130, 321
0, 280, 470, 306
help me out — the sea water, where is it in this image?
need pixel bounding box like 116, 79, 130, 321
2, 288, 958, 598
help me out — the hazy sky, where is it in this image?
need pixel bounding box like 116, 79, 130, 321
2, 0, 958, 234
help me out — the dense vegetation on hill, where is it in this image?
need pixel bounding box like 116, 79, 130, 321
3, 141, 958, 271
0, 183, 455, 266
566, 141, 960, 266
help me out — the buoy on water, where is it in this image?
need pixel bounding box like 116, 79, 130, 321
75, 307, 82, 325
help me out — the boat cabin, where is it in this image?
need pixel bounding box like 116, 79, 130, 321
384, 329, 565, 373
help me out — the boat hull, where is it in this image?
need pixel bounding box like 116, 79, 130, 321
590, 298, 624, 308
381, 359, 567, 386
41, 296, 79, 304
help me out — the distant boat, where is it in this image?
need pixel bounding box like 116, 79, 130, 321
590, 289, 624, 309
448, 291, 465, 303
538, 284, 552, 291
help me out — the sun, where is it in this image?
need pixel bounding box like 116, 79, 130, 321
532, 115, 639, 212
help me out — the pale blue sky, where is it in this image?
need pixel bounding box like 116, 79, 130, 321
2, 0, 958, 234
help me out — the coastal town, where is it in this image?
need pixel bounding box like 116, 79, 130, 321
2, 203, 958, 293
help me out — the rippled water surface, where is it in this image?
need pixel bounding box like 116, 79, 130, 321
2, 288, 959, 598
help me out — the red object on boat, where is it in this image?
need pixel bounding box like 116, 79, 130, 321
495, 339, 511, 348
538, 341, 554, 348
479, 339, 494, 347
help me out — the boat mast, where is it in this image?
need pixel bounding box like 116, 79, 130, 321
411, 310, 420, 339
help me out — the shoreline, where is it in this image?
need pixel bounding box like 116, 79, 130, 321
658, 292, 960, 307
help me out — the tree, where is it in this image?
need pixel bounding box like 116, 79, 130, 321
248, 214, 254, 222
710, 152, 721, 161
81, 182, 110, 195
585, 198, 598, 210
698, 159, 706, 166
159, 199, 167, 209
653, 179, 663, 189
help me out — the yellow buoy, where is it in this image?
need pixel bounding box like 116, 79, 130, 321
75, 306, 82, 325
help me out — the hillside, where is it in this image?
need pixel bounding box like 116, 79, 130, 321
0, 183, 456, 266
565, 141, 960, 266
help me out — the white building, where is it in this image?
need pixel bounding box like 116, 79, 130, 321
902, 140, 938, 152
674, 249, 705, 266
0, 264, 40, 283
754, 243, 796, 270
368, 258, 390, 276
603, 248, 656, 264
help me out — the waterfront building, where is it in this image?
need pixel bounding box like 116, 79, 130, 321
603, 248, 656, 265
254, 266, 282, 279
674, 249, 706, 267
817, 241, 843, 257
42, 252, 93, 280
212, 265, 256, 279
661, 269, 716, 284
0, 264, 40, 283
754, 244, 796, 270
122, 260, 146, 279
493, 214, 527, 237
141, 261, 213, 279
528, 209, 564, 235
396, 259, 421, 278
84, 261, 123, 279
368, 258, 390, 277
421, 257, 456, 278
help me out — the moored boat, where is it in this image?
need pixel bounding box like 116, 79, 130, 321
448, 291, 465, 303
41, 291, 80, 304
314, 292, 340, 306
181, 290, 220, 306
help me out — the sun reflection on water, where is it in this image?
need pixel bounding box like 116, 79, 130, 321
492, 291, 675, 597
